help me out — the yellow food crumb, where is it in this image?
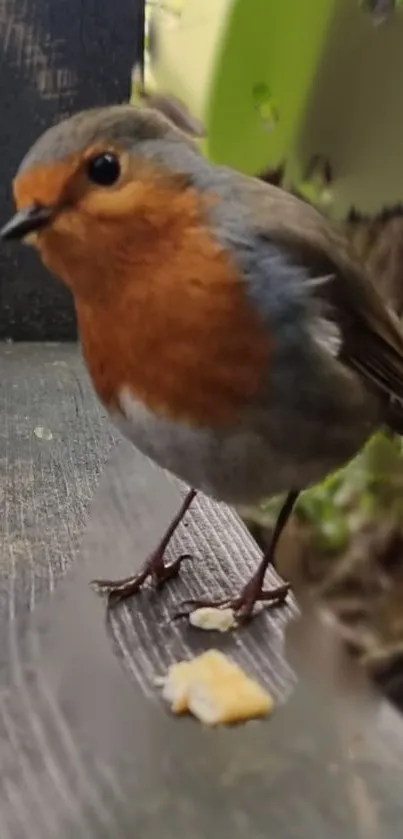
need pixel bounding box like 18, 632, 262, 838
161, 650, 274, 725
189, 606, 236, 632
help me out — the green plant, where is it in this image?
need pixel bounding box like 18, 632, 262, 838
259, 431, 403, 555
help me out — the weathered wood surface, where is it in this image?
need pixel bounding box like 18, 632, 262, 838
1, 343, 403, 837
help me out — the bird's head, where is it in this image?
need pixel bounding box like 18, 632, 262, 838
0, 103, 207, 298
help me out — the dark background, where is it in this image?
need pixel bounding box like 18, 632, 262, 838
0, 0, 145, 340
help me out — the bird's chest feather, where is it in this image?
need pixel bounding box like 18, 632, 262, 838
76, 209, 272, 430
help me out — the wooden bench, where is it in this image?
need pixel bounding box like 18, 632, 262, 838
1, 344, 403, 839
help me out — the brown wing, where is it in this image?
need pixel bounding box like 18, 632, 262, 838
231, 172, 403, 423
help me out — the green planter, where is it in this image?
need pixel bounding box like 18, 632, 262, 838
204, 0, 335, 175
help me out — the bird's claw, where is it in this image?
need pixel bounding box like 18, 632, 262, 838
153, 553, 192, 589
91, 553, 192, 607
173, 582, 290, 624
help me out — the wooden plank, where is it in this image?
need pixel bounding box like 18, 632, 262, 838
1, 343, 403, 838
0, 342, 115, 617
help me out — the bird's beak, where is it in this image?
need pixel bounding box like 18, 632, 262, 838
0, 204, 54, 242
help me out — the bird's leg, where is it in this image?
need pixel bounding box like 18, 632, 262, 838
175, 489, 299, 624
92, 488, 197, 605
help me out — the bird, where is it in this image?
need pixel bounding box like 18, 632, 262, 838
2, 103, 403, 623
346, 205, 403, 318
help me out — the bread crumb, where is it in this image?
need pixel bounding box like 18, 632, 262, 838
161, 659, 195, 713
160, 650, 274, 725
189, 606, 236, 632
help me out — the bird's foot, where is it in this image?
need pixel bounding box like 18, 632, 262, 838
91, 550, 192, 607
92, 488, 197, 607
174, 578, 290, 625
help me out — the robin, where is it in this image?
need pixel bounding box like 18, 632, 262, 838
2, 103, 403, 622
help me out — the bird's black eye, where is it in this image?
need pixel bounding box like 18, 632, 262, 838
86, 153, 121, 187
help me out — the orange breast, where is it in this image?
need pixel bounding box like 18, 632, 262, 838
33, 170, 272, 427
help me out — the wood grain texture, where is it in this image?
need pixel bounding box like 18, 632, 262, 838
0, 0, 144, 339
0, 344, 403, 838
0, 343, 116, 623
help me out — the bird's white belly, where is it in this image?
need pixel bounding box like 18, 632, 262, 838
112, 388, 304, 505
112, 388, 338, 505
